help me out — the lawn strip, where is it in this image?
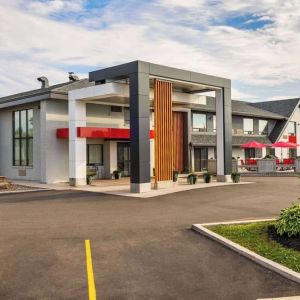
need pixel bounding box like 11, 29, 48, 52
209, 222, 300, 273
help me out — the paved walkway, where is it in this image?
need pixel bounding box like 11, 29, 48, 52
0, 177, 300, 299
12, 177, 251, 198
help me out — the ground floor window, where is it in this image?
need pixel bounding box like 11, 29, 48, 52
194, 147, 208, 171
289, 148, 297, 158
245, 148, 256, 159
117, 142, 131, 176
266, 147, 275, 157
13, 109, 33, 166
87, 144, 103, 165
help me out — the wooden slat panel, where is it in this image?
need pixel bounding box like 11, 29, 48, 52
154, 79, 173, 182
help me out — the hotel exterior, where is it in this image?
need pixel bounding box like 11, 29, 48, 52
0, 61, 299, 192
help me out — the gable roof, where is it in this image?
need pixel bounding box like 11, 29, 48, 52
193, 97, 285, 120
249, 98, 300, 142
249, 98, 300, 118
0, 79, 93, 105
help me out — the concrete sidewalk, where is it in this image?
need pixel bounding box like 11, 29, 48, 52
12, 177, 252, 198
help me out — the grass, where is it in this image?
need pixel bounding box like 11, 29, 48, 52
209, 222, 300, 273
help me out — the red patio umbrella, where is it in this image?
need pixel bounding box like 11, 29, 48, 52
240, 141, 266, 148
272, 141, 297, 148
272, 141, 297, 162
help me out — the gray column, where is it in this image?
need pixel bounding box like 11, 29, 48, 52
216, 87, 232, 181
129, 72, 151, 193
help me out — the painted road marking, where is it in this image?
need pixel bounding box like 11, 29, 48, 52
85, 240, 96, 300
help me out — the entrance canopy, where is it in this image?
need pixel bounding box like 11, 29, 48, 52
68, 61, 232, 193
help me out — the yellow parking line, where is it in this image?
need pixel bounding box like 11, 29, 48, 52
85, 240, 96, 300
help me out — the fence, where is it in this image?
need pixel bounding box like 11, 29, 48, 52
203, 158, 300, 175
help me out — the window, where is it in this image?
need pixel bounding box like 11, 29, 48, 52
213, 115, 216, 132
289, 148, 296, 158
13, 109, 33, 166
287, 121, 296, 136
243, 118, 254, 134
110, 106, 122, 113
192, 113, 207, 132
259, 120, 268, 135
87, 144, 103, 165
245, 148, 256, 159
266, 147, 275, 157
124, 107, 130, 125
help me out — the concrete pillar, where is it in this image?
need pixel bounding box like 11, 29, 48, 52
216, 88, 232, 182
103, 140, 117, 179
69, 97, 87, 186
129, 72, 151, 193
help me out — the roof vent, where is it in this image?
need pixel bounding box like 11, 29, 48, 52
68, 72, 79, 82
37, 76, 49, 89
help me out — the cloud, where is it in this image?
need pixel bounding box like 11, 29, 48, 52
23, 0, 84, 16
0, 0, 300, 100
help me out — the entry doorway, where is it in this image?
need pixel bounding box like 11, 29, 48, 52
117, 142, 131, 176
194, 147, 208, 171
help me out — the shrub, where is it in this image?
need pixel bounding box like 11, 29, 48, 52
231, 172, 241, 183
173, 170, 179, 182
86, 170, 96, 185
113, 170, 122, 179
275, 203, 300, 237
203, 173, 212, 183
187, 174, 197, 185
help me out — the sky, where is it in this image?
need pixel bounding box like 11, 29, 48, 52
0, 0, 300, 102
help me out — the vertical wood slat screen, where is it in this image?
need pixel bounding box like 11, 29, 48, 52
172, 112, 184, 172
154, 79, 173, 182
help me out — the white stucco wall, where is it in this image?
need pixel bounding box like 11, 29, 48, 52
40, 99, 69, 183
275, 104, 300, 158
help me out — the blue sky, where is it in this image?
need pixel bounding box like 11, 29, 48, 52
0, 0, 300, 101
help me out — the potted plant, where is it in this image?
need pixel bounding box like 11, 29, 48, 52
173, 170, 179, 182
86, 170, 96, 185
203, 172, 212, 183
187, 174, 198, 185
231, 172, 241, 183
113, 170, 122, 180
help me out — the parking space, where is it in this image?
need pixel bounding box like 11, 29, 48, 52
0, 178, 300, 299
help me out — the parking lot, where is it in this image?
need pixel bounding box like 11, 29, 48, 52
1, 177, 300, 299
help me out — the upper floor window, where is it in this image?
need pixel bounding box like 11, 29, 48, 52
124, 107, 130, 126
13, 109, 33, 166
243, 118, 254, 134
287, 121, 296, 136
192, 113, 207, 132
213, 115, 216, 132
259, 120, 268, 135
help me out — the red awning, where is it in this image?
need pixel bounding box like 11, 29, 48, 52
57, 127, 155, 139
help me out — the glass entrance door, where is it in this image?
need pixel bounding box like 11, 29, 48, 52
194, 147, 208, 171
117, 142, 131, 176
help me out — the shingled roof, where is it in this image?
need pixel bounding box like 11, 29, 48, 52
0, 79, 94, 105
249, 98, 300, 142
191, 134, 271, 146
193, 97, 285, 120
249, 98, 300, 118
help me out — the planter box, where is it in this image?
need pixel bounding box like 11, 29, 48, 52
257, 159, 276, 173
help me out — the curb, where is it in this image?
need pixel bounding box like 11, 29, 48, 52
0, 188, 51, 195
192, 219, 300, 285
